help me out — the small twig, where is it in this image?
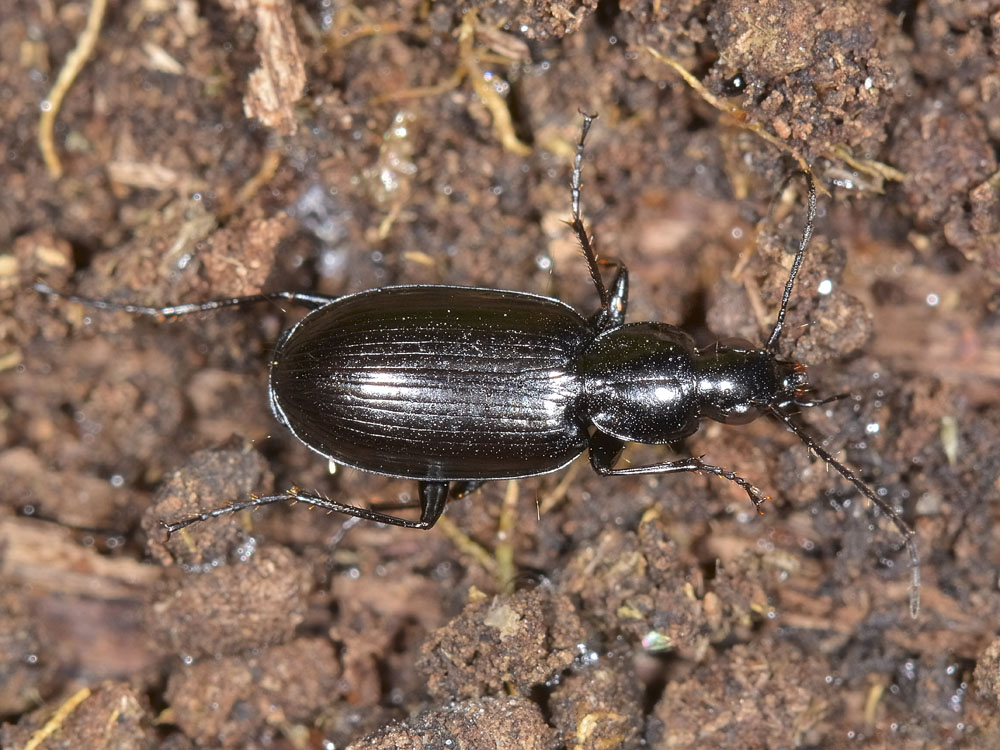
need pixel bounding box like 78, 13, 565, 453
434, 515, 498, 578
39, 0, 108, 178
646, 49, 908, 195
537, 458, 584, 515
828, 144, 907, 184
25, 687, 92, 750
645, 48, 832, 195
229, 147, 283, 218
646, 48, 810, 169
370, 10, 531, 155
494, 480, 519, 590
460, 12, 530, 156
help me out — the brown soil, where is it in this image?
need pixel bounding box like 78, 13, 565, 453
2, 0, 999, 748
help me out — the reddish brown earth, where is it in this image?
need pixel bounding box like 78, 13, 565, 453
2, 1, 999, 747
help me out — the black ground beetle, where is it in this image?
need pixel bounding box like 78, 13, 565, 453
36, 115, 919, 615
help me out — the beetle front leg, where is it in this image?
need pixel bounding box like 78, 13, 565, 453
587, 433, 769, 513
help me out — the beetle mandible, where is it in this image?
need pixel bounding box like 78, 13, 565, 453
36, 114, 920, 615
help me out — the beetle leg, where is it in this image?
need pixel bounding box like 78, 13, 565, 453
34, 281, 337, 317
604, 261, 628, 328
587, 435, 769, 513
412, 481, 450, 527
569, 114, 610, 315
160, 483, 448, 535
588, 430, 627, 471
569, 114, 628, 330
362, 481, 453, 527
588, 261, 628, 330
358, 482, 485, 514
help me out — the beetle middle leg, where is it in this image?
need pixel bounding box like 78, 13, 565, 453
587, 432, 769, 512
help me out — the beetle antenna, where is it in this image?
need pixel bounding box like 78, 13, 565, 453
34, 281, 336, 316
765, 171, 817, 353
769, 404, 920, 618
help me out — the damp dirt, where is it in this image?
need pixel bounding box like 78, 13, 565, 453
2, 1, 999, 747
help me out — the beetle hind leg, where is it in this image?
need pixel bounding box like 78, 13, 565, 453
160, 483, 450, 535
34, 282, 338, 318
365, 480, 486, 522
297, 481, 448, 529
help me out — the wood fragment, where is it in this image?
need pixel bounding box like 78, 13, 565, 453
225, 0, 307, 135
